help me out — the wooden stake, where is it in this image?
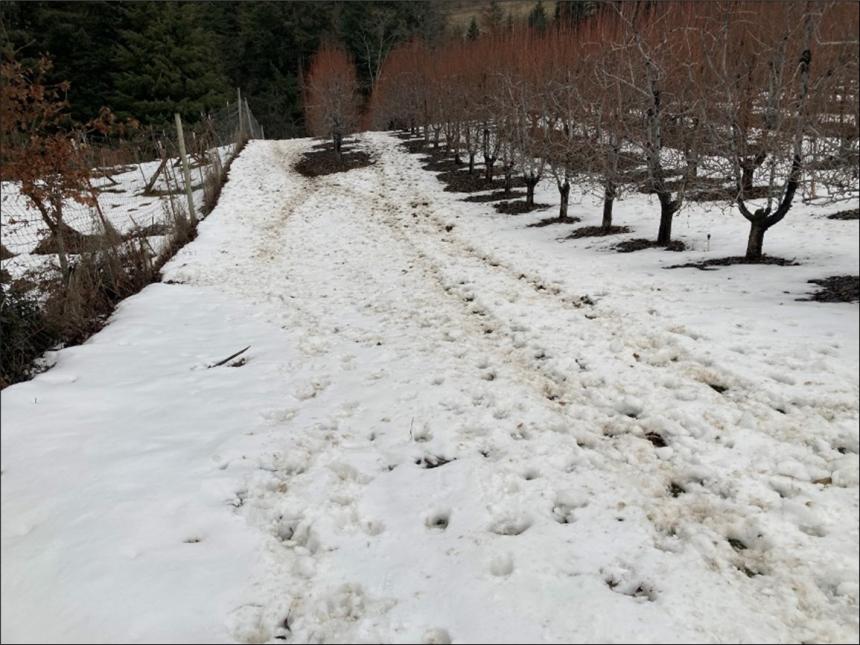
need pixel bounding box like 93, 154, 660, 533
174, 113, 197, 225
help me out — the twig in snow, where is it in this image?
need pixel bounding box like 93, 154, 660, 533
208, 345, 250, 368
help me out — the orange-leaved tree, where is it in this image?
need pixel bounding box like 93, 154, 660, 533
0, 57, 115, 280
304, 44, 360, 160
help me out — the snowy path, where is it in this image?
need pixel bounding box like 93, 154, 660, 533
2, 135, 858, 644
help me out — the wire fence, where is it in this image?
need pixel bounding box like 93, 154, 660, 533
1, 95, 263, 280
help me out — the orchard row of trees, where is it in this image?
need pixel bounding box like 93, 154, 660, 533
366, 1, 859, 260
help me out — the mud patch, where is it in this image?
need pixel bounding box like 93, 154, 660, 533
462, 190, 527, 203
527, 215, 581, 228
565, 225, 631, 239
294, 146, 373, 177
422, 157, 464, 173
825, 208, 858, 220
438, 171, 505, 193
615, 238, 686, 253
800, 275, 859, 303
494, 200, 551, 215
666, 255, 798, 271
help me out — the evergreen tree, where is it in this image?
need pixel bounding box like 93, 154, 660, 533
467, 16, 480, 41
225, 2, 336, 138
0, 1, 127, 124
111, 2, 230, 125
0, 0, 448, 137
528, 1, 548, 32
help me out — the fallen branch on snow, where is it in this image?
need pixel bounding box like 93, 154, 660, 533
207, 346, 250, 368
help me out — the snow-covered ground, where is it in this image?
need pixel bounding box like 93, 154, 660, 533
2, 133, 858, 644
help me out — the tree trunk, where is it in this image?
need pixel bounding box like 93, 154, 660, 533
657, 201, 674, 244
468, 152, 475, 175
525, 178, 537, 207
54, 225, 70, 283
46, 199, 71, 283
504, 167, 513, 194
333, 133, 343, 162
485, 158, 495, 182
558, 181, 570, 220
602, 182, 615, 230
745, 221, 766, 261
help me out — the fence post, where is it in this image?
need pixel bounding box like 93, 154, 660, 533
244, 98, 252, 138
174, 113, 197, 226
237, 88, 245, 143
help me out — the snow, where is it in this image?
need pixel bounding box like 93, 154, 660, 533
2, 133, 858, 643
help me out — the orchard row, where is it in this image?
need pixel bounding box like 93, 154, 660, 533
305, 2, 859, 260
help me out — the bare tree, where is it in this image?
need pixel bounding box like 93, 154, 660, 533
0, 57, 116, 281
703, 1, 859, 260
606, 2, 708, 244
304, 44, 360, 161
499, 28, 548, 207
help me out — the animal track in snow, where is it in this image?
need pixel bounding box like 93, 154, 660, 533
603, 568, 659, 602
292, 377, 329, 401
552, 491, 589, 524
411, 422, 433, 443
489, 513, 532, 536
488, 552, 515, 577
226, 603, 271, 644
522, 467, 540, 481
425, 508, 451, 531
